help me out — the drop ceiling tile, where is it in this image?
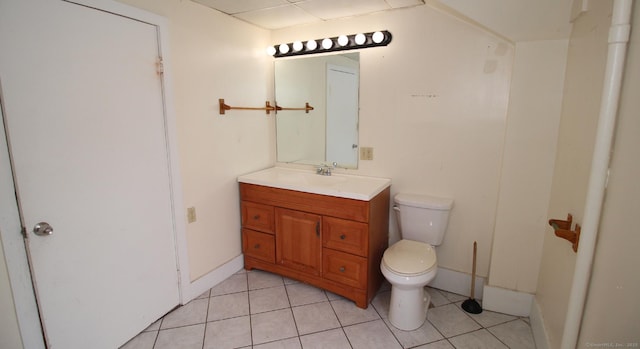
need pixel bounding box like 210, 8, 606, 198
234, 4, 321, 30
192, 0, 289, 14
296, 0, 390, 20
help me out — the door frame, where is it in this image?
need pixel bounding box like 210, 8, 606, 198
0, 0, 190, 347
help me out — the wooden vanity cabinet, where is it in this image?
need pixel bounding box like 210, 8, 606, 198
240, 182, 390, 308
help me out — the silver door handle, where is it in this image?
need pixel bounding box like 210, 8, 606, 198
33, 222, 53, 236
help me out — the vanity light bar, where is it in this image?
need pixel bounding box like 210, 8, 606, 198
269, 30, 392, 58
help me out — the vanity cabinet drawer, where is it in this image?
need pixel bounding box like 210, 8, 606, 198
241, 201, 274, 234
323, 249, 367, 289
240, 183, 369, 222
242, 229, 275, 263
323, 216, 368, 257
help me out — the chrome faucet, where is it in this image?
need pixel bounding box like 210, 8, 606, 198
316, 162, 338, 176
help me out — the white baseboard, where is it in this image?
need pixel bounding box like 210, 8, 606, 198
181, 260, 485, 304
180, 254, 244, 304
429, 267, 485, 299
529, 298, 550, 349
482, 284, 533, 316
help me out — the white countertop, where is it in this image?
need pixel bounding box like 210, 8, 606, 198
237, 167, 391, 201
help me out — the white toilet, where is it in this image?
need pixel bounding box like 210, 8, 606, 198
380, 193, 453, 331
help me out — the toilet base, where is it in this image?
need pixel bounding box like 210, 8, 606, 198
388, 285, 431, 331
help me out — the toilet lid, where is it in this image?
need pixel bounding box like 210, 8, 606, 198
383, 240, 437, 275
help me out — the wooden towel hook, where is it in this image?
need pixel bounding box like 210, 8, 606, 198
549, 214, 581, 252
275, 102, 314, 114
219, 99, 275, 115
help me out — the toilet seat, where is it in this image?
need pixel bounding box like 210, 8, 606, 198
382, 239, 437, 276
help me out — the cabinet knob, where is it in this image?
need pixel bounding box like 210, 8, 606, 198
340, 234, 346, 240
254, 243, 261, 249
253, 214, 260, 220
339, 266, 346, 273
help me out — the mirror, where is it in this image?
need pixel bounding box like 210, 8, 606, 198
275, 53, 359, 169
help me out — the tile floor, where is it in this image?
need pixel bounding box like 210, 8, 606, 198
121, 269, 537, 349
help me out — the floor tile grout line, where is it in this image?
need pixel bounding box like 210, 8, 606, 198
369, 294, 405, 348
445, 326, 510, 347
485, 317, 536, 349
200, 296, 212, 349
328, 297, 346, 328
486, 317, 528, 329
460, 304, 525, 333
340, 326, 355, 349
329, 298, 355, 349
443, 321, 486, 340
151, 317, 162, 349
244, 271, 255, 348
423, 288, 452, 343
485, 327, 514, 349
282, 279, 302, 342
290, 298, 330, 309
252, 334, 300, 348
426, 318, 448, 344
444, 338, 456, 349
295, 323, 343, 337
327, 295, 361, 348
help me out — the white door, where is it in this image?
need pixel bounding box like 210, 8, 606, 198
326, 64, 359, 166
0, 1, 180, 348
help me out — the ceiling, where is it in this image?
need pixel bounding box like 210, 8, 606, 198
191, 0, 575, 41
191, 0, 426, 30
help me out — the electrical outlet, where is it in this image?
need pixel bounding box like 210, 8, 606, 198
360, 147, 374, 160
187, 207, 197, 223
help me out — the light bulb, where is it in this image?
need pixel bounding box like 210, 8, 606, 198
354, 33, 366, 45
337, 35, 349, 47
306, 40, 318, 50
279, 43, 290, 54
322, 38, 333, 49
266, 46, 276, 56
292, 41, 303, 52
372, 31, 384, 44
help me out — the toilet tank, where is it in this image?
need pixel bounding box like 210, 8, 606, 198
394, 193, 453, 246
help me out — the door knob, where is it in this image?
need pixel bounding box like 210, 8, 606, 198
33, 222, 53, 236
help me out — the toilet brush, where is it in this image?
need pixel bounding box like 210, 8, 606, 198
462, 241, 483, 314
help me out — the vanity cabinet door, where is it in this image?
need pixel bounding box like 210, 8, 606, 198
276, 208, 322, 276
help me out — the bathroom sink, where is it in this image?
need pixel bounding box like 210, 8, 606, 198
238, 167, 390, 201
277, 171, 347, 186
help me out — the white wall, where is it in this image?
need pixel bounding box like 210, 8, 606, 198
115, 0, 274, 280
578, 2, 640, 344
437, 0, 573, 42
273, 5, 513, 278
488, 39, 567, 294
534, 1, 613, 347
